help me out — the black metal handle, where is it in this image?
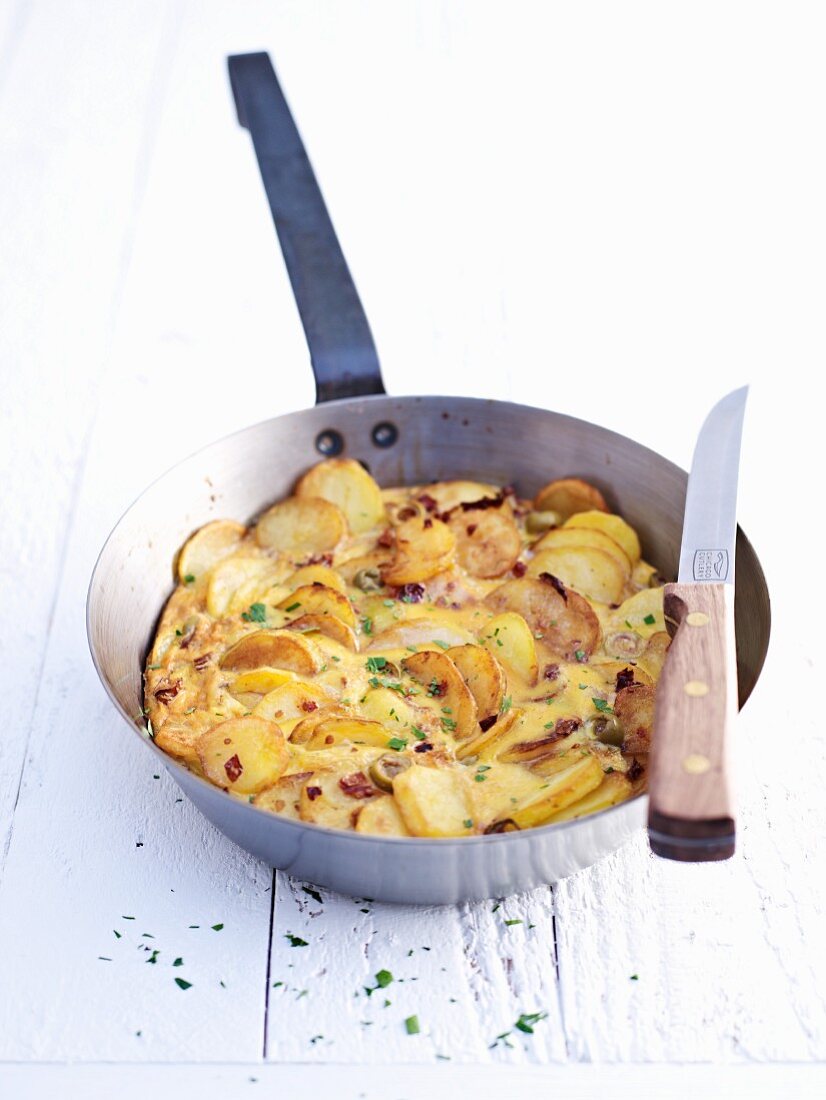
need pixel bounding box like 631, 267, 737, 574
228, 52, 385, 404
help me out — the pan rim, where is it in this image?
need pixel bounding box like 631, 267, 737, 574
86, 392, 764, 851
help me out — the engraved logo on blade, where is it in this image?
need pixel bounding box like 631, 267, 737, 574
693, 549, 729, 582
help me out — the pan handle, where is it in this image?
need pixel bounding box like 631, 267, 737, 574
228, 52, 385, 405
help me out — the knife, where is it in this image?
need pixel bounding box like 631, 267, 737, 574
647, 386, 748, 862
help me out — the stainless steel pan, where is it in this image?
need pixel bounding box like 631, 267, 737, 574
87, 54, 770, 904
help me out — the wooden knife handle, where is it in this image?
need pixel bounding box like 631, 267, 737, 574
647, 582, 738, 861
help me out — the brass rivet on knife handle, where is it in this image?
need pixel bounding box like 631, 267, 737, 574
648, 582, 737, 862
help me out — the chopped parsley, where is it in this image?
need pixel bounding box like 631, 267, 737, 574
174, 978, 192, 991
411, 726, 427, 741
500, 696, 512, 714
365, 656, 388, 673
463, 819, 473, 829
643, 613, 656, 625
285, 934, 308, 947
625, 619, 634, 629
514, 1011, 548, 1034
376, 969, 394, 988
361, 616, 373, 635
432, 639, 451, 650
173, 957, 183, 967
183, 574, 196, 584
211, 923, 224, 931
592, 698, 613, 713
574, 649, 586, 663
440, 716, 457, 732
630, 974, 639, 981
383, 599, 396, 607
504, 919, 523, 926
387, 737, 407, 751
242, 602, 267, 622
284, 602, 301, 613
405, 1015, 420, 1035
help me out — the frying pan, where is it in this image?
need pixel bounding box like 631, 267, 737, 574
86, 53, 770, 904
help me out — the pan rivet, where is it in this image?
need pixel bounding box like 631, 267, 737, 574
315, 429, 344, 456
686, 612, 710, 627
682, 753, 711, 774
684, 680, 709, 697
371, 421, 398, 448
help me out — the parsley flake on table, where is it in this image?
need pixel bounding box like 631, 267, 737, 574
285, 933, 308, 947
174, 978, 192, 990
504, 919, 523, 926
173, 957, 184, 967
405, 1015, 421, 1035
514, 1011, 548, 1034
211, 923, 224, 931
375, 969, 394, 988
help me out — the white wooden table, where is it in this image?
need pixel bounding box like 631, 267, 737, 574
2, 3, 824, 1096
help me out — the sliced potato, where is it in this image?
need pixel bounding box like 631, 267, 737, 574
219, 629, 324, 675
298, 716, 394, 751
588, 658, 654, 689
226, 566, 289, 616
295, 458, 385, 533
545, 771, 633, 822
277, 583, 357, 630
446, 505, 521, 578
533, 526, 631, 578
355, 796, 411, 836
479, 612, 538, 687
606, 587, 665, 637
153, 715, 212, 769
254, 770, 318, 819
393, 766, 475, 837
286, 612, 358, 652
485, 576, 601, 660
455, 706, 523, 761
287, 705, 351, 746
533, 477, 608, 520
231, 667, 297, 695
636, 631, 671, 681
206, 556, 272, 617
359, 687, 431, 730
286, 564, 348, 595
415, 480, 500, 513
468, 761, 547, 828
526, 546, 626, 605
401, 650, 478, 739
614, 682, 655, 754
499, 718, 585, 763
298, 752, 385, 829
196, 716, 289, 795
176, 519, 246, 584
255, 496, 347, 555
447, 645, 507, 722
252, 681, 333, 723
381, 515, 456, 585
562, 510, 641, 564
368, 616, 475, 652
508, 753, 603, 828
336, 551, 391, 587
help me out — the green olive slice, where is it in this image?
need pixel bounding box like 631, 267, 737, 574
369, 753, 412, 792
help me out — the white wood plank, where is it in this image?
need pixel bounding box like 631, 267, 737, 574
265, 875, 565, 1063
0, 0, 180, 871
2, 1061, 825, 1100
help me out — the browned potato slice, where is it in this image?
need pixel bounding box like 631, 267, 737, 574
562, 510, 641, 564
295, 458, 385, 533
298, 756, 384, 829
499, 717, 586, 763
252, 681, 334, 723
446, 505, 521, 578
533, 526, 631, 578
220, 629, 324, 675
286, 612, 359, 652
277, 583, 357, 630
479, 612, 538, 686
401, 650, 478, 739
287, 705, 351, 745
355, 796, 411, 836
286, 564, 348, 594
508, 754, 603, 828
588, 659, 654, 689
447, 645, 506, 722
636, 631, 671, 681
526, 546, 626, 605
533, 477, 608, 520
154, 714, 213, 769
176, 519, 246, 584
455, 706, 523, 761
381, 515, 456, 585
485, 575, 601, 660
298, 716, 394, 751
255, 496, 347, 555
393, 766, 475, 837
614, 682, 655, 754
254, 770, 318, 819
197, 716, 289, 795
206, 556, 272, 617
545, 771, 633, 822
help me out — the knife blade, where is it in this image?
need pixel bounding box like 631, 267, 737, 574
678, 386, 748, 587
648, 386, 748, 863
